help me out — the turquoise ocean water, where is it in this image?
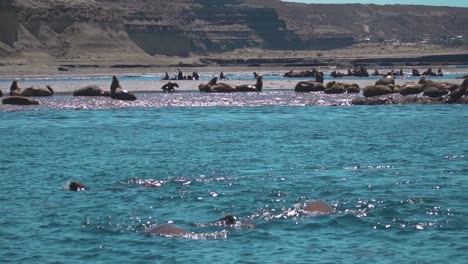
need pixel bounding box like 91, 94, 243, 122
0, 75, 467, 263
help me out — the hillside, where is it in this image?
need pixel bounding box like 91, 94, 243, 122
0, 0, 467, 66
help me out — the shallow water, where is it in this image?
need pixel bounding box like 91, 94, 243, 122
1, 102, 467, 263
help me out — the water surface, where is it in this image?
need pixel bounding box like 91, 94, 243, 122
0, 104, 467, 263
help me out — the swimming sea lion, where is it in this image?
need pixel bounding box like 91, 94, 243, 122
304, 200, 334, 214
68, 181, 87, 191
145, 223, 190, 236
217, 214, 237, 225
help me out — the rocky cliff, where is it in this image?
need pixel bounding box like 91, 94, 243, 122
0, 0, 467, 60
0, 0, 18, 46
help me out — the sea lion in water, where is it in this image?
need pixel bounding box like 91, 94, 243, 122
304, 200, 334, 214
145, 223, 190, 236
68, 181, 87, 191
110, 76, 137, 101
217, 214, 237, 225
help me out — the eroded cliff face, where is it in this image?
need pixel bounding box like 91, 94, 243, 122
247, 0, 468, 46
0, 0, 18, 46
1, 0, 467, 60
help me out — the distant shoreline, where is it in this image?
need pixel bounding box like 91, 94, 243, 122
1, 43, 468, 77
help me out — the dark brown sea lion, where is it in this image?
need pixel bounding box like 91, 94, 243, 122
446, 78, 468, 103
375, 76, 395, 86
400, 83, 424, 96
110, 76, 137, 101
2, 96, 40, 105
235, 75, 263, 92
10, 81, 54, 96
161, 82, 179, 92
363, 85, 394, 97
218, 214, 237, 225
73, 85, 110, 96
211, 82, 236, 92
68, 181, 87, 191
199, 77, 218, 92
295, 81, 326, 92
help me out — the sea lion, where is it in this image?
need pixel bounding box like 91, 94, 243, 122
199, 77, 218, 92
177, 71, 184, 80
363, 85, 394, 97
235, 75, 263, 92
73, 85, 110, 96
110, 76, 137, 101
68, 181, 87, 191
211, 82, 236, 92
375, 76, 395, 86
10, 81, 54, 96
344, 83, 360, 93
145, 223, 190, 236
304, 200, 334, 214
324, 82, 346, 94
295, 81, 325, 92
161, 82, 179, 92
2, 96, 40, 105
217, 214, 237, 226
446, 78, 468, 103
400, 83, 424, 95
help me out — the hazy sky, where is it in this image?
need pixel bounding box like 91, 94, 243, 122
282, 0, 468, 7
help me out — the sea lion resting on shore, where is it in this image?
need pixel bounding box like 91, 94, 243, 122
199, 77, 218, 92
234, 75, 263, 92
161, 82, 179, 92
199, 76, 262, 93
110, 76, 137, 101
2, 96, 40, 105
73, 85, 110, 96
295, 81, 325, 92
10, 81, 54, 96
